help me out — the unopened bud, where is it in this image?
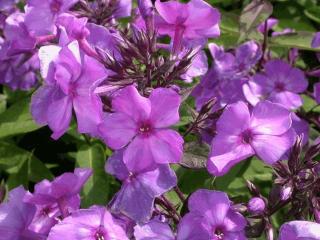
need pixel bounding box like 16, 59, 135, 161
280, 184, 293, 201
248, 197, 265, 215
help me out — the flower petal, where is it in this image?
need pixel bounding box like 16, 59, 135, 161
149, 88, 181, 128
216, 101, 251, 135
208, 134, 254, 176
251, 101, 292, 135
252, 128, 296, 165
112, 85, 151, 123
99, 112, 137, 149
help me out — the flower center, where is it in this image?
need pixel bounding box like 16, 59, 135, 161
50, 0, 62, 13
94, 228, 106, 240
139, 122, 152, 135
274, 81, 285, 92
214, 227, 224, 239
240, 129, 253, 144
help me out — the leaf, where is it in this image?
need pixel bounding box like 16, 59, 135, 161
0, 141, 53, 183
76, 142, 118, 207
7, 159, 29, 189
304, 7, 320, 24
239, 0, 273, 42
0, 98, 41, 138
0, 94, 6, 114
270, 31, 318, 51
28, 155, 54, 182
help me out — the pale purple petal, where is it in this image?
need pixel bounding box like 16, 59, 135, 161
269, 91, 303, 110
134, 220, 175, 240
149, 88, 181, 127
188, 190, 230, 225
251, 101, 292, 135
208, 135, 255, 176
291, 113, 309, 145
47, 91, 72, 140
123, 135, 156, 173
279, 221, 320, 240
149, 129, 184, 164
99, 113, 137, 149
155, 0, 189, 24
111, 165, 176, 222
31, 85, 55, 125
252, 128, 296, 165
216, 101, 251, 135
112, 85, 151, 123
177, 213, 211, 240
105, 150, 130, 181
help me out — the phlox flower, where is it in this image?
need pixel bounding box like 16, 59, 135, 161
106, 150, 177, 223
47, 206, 128, 240
177, 189, 247, 240
243, 59, 308, 110
99, 85, 183, 172
208, 101, 296, 176
31, 40, 107, 139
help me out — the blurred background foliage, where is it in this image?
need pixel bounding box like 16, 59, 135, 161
0, 1, 319, 238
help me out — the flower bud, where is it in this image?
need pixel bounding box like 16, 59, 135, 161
280, 184, 293, 201
248, 197, 265, 214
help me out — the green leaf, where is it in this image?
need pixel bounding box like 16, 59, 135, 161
0, 141, 29, 168
270, 32, 318, 51
7, 159, 29, 189
28, 155, 54, 182
304, 7, 320, 24
0, 98, 41, 138
239, 0, 273, 42
76, 142, 117, 207
0, 141, 53, 183
0, 94, 6, 114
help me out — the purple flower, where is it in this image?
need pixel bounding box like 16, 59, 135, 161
24, 168, 92, 232
0, 46, 39, 90
106, 150, 177, 223
24, 0, 79, 36
56, 13, 89, 42
193, 41, 261, 111
112, 0, 132, 19
47, 206, 129, 240
243, 59, 308, 110
0, 186, 45, 240
154, 0, 220, 53
31, 40, 107, 139
0, 0, 18, 11
99, 85, 183, 172
247, 197, 265, 215
134, 219, 175, 240
208, 41, 261, 78
291, 113, 309, 146
177, 189, 247, 240
314, 82, 320, 104
86, 23, 122, 60
208, 101, 296, 176
279, 221, 320, 240
3, 12, 37, 55
181, 50, 208, 83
